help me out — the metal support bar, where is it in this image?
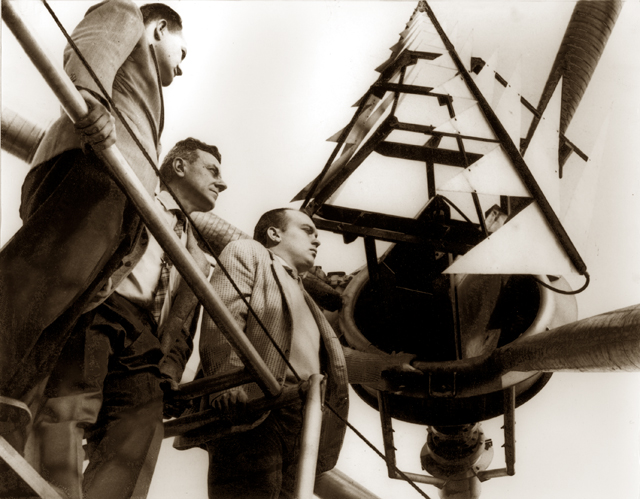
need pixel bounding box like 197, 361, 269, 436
2, 0, 281, 397
307, 118, 396, 214
0, 436, 64, 499
376, 141, 483, 167
377, 391, 398, 478
376, 392, 446, 488
503, 386, 516, 475
363, 237, 380, 286
373, 81, 434, 97
393, 122, 500, 143
164, 385, 304, 439
314, 469, 385, 499
477, 468, 509, 481
294, 374, 326, 499
398, 472, 445, 487
449, 255, 462, 361
170, 369, 254, 402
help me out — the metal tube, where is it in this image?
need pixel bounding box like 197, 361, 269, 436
477, 468, 509, 481
1, 108, 45, 164
2, 0, 281, 397
377, 391, 398, 478
0, 436, 64, 499
171, 369, 254, 401
314, 469, 385, 499
397, 472, 446, 487
503, 387, 516, 475
294, 374, 325, 499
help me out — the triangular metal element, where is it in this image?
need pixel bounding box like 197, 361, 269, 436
426, 48, 458, 71
437, 145, 530, 197
349, 95, 395, 153
433, 102, 496, 140
404, 60, 459, 89
443, 202, 578, 275
300, 95, 396, 198
523, 77, 562, 214
472, 51, 498, 105
431, 74, 475, 100
327, 127, 345, 143
561, 111, 609, 253
329, 92, 384, 142
456, 30, 474, 72
395, 93, 453, 129
493, 59, 522, 146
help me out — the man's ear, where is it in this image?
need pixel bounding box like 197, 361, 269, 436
267, 227, 281, 245
154, 19, 168, 41
173, 157, 186, 178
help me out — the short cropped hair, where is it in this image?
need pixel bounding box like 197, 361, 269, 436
140, 3, 183, 31
253, 208, 298, 247
159, 137, 221, 184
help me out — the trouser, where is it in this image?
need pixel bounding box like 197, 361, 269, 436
206, 399, 305, 499
27, 293, 165, 499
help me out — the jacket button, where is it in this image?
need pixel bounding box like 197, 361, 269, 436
124, 261, 132, 267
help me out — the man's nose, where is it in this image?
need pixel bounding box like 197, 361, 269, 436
215, 177, 227, 192
312, 237, 321, 248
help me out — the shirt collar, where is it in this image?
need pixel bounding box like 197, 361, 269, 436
271, 253, 300, 280
156, 188, 182, 214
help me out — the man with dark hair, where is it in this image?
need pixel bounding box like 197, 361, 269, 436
0, 0, 187, 402
29, 138, 226, 499
0, 0, 196, 496
140, 3, 183, 32
180, 208, 415, 499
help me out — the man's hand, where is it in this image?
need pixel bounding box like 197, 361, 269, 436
212, 388, 248, 413
75, 90, 116, 151
160, 377, 191, 419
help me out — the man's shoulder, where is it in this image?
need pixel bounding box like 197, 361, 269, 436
224, 239, 269, 259
84, 0, 143, 20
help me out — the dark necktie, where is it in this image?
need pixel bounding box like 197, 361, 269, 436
152, 210, 186, 323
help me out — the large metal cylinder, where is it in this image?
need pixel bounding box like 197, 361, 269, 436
340, 270, 577, 425
1, 108, 45, 164
523, 0, 622, 150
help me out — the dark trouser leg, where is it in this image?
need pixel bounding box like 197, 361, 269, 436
29, 311, 109, 499
28, 295, 164, 499
83, 373, 163, 499
81, 294, 164, 499
206, 401, 304, 499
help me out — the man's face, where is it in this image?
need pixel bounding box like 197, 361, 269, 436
273, 211, 321, 274
155, 27, 187, 86
181, 149, 227, 213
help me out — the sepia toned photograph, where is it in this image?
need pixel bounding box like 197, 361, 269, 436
1, 1, 639, 498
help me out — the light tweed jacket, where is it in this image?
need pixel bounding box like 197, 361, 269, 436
193, 239, 393, 472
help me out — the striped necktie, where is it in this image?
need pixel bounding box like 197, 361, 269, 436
152, 210, 186, 323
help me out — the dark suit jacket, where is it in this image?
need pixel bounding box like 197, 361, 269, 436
0, 0, 166, 398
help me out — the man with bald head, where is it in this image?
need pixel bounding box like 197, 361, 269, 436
178, 208, 415, 499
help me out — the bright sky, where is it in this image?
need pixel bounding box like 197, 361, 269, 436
2, 2, 639, 499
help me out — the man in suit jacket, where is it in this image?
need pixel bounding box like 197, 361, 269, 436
193, 208, 415, 499
0, 0, 187, 403
24, 138, 226, 499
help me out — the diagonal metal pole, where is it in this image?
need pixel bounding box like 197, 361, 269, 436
1, 0, 280, 397
294, 374, 325, 499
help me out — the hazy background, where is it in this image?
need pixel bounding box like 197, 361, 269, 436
2, 1, 639, 498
